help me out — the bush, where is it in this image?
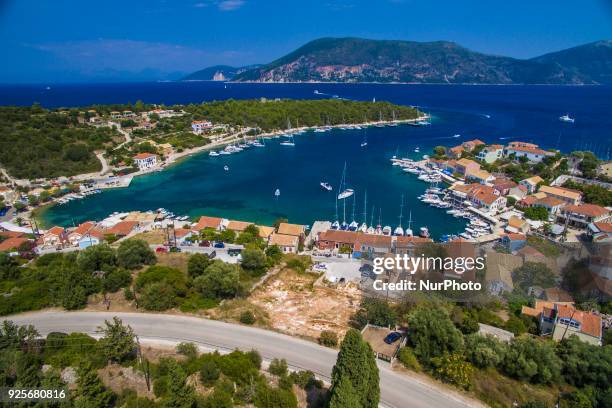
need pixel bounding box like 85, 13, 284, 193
464, 333, 507, 368
398, 347, 421, 371
135, 265, 187, 295
192, 261, 242, 300
239, 310, 256, 325
406, 307, 463, 364
240, 247, 267, 274
289, 370, 322, 390
117, 239, 156, 269
102, 268, 132, 293
351, 297, 396, 329
502, 336, 561, 384
318, 330, 338, 347
187, 253, 212, 278
176, 342, 198, 359
139, 282, 177, 311
430, 353, 474, 389
269, 358, 288, 377
200, 358, 221, 386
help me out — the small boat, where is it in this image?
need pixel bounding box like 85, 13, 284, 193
382, 226, 392, 236
320, 182, 333, 191
224, 165, 229, 171
274, 189, 280, 198
348, 221, 359, 231
331, 220, 340, 230
414, 147, 420, 153
419, 226, 430, 238
453, 134, 461, 138
337, 189, 354, 200
559, 114, 575, 123
209, 151, 219, 157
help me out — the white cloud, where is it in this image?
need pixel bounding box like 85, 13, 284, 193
218, 0, 245, 11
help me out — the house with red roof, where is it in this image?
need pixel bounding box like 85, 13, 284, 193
133, 153, 158, 171
42, 226, 65, 247
192, 216, 225, 232
67, 221, 96, 246
504, 142, 555, 163
462, 139, 485, 152
557, 204, 611, 229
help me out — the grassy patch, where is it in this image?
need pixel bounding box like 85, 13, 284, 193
472, 367, 558, 408
526, 236, 561, 257
154, 252, 190, 274
213, 299, 270, 327
179, 294, 219, 313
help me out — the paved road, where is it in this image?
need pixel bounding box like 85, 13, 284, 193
9, 311, 481, 408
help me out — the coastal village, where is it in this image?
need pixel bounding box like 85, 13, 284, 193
1, 102, 611, 407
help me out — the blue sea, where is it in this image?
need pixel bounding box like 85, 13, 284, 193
1, 82, 611, 237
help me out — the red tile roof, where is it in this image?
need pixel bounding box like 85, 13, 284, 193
555, 304, 602, 338
594, 222, 612, 233
71, 221, 95, 236
107, 221, 138, 236
563, 204, 609, 218
0, 237, 30, 252
193, 216, 223, 231
318, 229, 358, 244
133, 153, 157, 160
46, 226, 64, 236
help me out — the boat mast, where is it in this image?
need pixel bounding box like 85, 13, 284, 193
362, 191, 367, 224
398, 194, 404, 228
370, 205, 375, 228
351, 195, 356, 222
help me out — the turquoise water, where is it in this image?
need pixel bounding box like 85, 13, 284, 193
33, 83, 612, 238
41, 124, 467, 238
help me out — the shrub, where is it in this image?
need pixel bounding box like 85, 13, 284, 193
464, 333, 507, 368
430, 353, 474, 390
269, 358, 288, 377
239, 310, 256, 325
398, 347, 421, 371
139, 282, 177, 311
318, 330, 338, 347
200, 358, 221, 386
117, 239, 156, 269
176, 342, 198, 359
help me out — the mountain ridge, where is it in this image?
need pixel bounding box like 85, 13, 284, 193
185, 37, 611, 84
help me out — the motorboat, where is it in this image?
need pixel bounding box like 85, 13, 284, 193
320, 182, 333, 191
559, 114, 575, 123
419, 226, 430, 238
209, 151, 219, 157
274, 189, 280, 198
223, 165, 229, 171
382, 226, 392, 236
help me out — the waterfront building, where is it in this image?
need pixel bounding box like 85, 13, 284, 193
67, 221, 96, 246
504, 142, 555, 163
269, 233, 299, 253
106, 220, 139, 237
454, 158, 480, 177
257, 225, 275, 241
448, 146, 464, 159
193, 216, 225, 232
506, 216, 529, 234
42, 226, 65, 247
317, 229, 358, 251
226, 220, 253, 233
466, 168, 495, 185
191, 120, 213, 134
519, 175, 544, 194
0, 236, 30, 252
532, 196, 566, 216
133, 153, 158, 171
587, 221, 612, 242
508, 184, 528, 200
557, 204, 611, 229
462, 139, 485, 152
477, 144, 504, 163
277, 222, 306, 239
492, 178, 517, 196
538, 185, 582, 205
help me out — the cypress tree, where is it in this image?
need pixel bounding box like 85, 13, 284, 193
328, 374, 360, 408
329, 329, 380, 408
74, 363, 114, 408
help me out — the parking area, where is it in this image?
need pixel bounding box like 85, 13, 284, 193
312, 258, 363, 283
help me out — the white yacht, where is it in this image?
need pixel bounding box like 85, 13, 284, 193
209, 151, 219, 157
338, 189, 354, 200
320, 182, 333, 191
559, 114, 575, 123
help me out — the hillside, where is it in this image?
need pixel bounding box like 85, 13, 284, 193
215, 37, 610, 84
531, 40, 612, 84
182, 64, 261, 81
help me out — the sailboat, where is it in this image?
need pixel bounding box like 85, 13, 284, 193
274, 189, 280, 198
320, 182, 333, 191
280, 118, 296, 146
359, 191, 368, 233
348, 196, 359, 231
405, 211, 413, 237
559, 114, 575, 123
223, 165, 229, 171
389, 110, 398, 126
394, 195, 405, 236
375, 209, 383, 235
366, 205, 376, 234
337, 162, 354, 200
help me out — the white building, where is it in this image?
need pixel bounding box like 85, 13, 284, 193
192, 120, 213, 134
477, 144, 504, 164
133, 153, 158, 171
504, 142, 555, 163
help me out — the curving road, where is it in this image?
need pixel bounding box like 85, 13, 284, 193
8, 311, 482, 408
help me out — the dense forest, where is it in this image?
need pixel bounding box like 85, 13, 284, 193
0, 105, 119, 179
184, 99, 420, 131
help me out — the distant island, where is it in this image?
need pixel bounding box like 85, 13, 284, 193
185, 38, 612, 85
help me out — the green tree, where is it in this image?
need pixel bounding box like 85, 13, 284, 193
241, 246, 267, 273
74, 363, 115, 408
329, 329, 379, 408
430, 353, 474, 389
140, 282, 178, 311
187, 253, 212, 278
162, 359, 195, 408
351, 297, 396, 329
117, 239, 156, 269
502, 336, 561, 384
265, 245, 283, 265
406, 307, 463, 363
464, 333, 507, 368
523, 206, 549, 221
76, 244, 116, 272
512, 262, 556, 293
328, 374, 360, 408
192, 260, 242, 299
97, 317, 136, 363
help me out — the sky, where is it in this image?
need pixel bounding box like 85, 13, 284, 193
1, 0, 611, 83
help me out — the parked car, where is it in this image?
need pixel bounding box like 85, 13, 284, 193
228, 248, 241, 256
383, 332, 402, 344
213, 242, 225, 249
199, 240, 211, 247
169, 246, 181, 253
156, 247, 168, 253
